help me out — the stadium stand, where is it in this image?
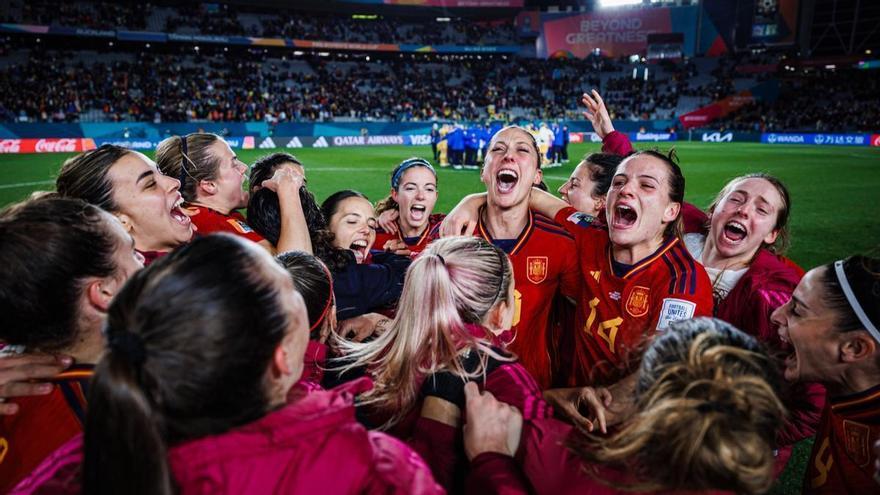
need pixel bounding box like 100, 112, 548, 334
0, 0, 878, 132
9, 1, 520, 45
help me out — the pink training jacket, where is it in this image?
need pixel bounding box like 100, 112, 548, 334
12, 378, 443, 495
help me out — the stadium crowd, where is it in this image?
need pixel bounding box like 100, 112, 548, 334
2, 91, 880, 495
705, 68, 880, 133
0, 46, 622, 123
8, 0, 520, 46
1, 34, 877, 131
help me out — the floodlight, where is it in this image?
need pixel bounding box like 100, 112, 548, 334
599, 0, 643, 8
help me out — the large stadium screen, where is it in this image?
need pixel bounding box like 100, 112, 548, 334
751, 0, 800, 45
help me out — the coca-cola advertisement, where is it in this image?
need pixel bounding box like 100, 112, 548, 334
0, 138, 96, 154
0, 139, 22, 154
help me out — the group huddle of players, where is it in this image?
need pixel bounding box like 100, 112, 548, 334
1, 92, 879, 494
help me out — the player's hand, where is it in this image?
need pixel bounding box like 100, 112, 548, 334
337, 313, 391, 342
543, 386, 612, 433
582, 90, 615, 140
382, 239, 411, 256
0, 353, 72, 415
439, 193, 486, 237
261, 167, 304, 197
377, 209, 399, 234
463, 382, 523, 460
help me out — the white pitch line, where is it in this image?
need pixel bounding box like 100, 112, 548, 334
0, 180, 55, 190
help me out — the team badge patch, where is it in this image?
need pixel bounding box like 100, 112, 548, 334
526, 256, 548, 284
657, 298, 696, 330
227, 219, 254, 234
843, 420, 871, 466
565, 211, 595, 228
625, 286, 650, 317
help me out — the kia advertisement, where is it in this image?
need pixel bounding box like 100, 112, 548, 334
697, 131, 761, 143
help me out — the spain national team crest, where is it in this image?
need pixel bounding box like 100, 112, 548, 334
526, 256, 548, 284
625, 286, 651, 317
842, 420, 871, 466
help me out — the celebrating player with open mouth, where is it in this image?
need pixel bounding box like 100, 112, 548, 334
442, 147, 713, 416
56, 145, 194, 265
772, 254, 880, 494
374, 157, 444, 255
684, 174, 824, 475
441, 125, 580, 389
156, 133, 310, 255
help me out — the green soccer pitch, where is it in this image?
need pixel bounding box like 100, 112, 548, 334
1, 141, 878, 269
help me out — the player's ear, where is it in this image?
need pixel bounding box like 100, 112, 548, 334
199, 179, 217, 196
533, 168, 543, 185
115, 213, 133, 233
840, 332, 877, 364
663, 201, 681, 224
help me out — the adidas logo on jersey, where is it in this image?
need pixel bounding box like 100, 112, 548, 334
286, 137, 303, 148
591, 270, 601, 282
259, 138, 276, 149
313, 136, 329, 148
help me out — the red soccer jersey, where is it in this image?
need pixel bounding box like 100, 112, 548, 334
473, 208, 580, 389
554, 207, 714, 386
0, 365, 93, 493
373, 213, 445, 256
185, 205, 265, 244
805, 385, 880, 494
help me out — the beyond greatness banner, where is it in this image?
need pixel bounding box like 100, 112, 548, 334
539, 9, 672, 58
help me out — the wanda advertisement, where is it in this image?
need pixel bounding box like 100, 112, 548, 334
539, 9, 673, 58
0, 138, 96, 154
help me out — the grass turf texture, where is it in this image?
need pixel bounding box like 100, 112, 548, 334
0, 141, 871, 491
1, 142, 877, 269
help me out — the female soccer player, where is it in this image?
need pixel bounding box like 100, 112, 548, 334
772, 254, 880, 494
56, 144, 193, 264
249, 174, 408, 324
339, 236, 551, 492
276, 250, 336, 387
374, 157, 444, 255
0, 196, 143, 492
683, 173, 823, 475
321, 190, 411, 320
556, 152, 621, 218
155, 134, 309, 254
463, 318, 786, 495
444, 149, 713, 396
13, 235, 443, 495
460, 126, 580, 389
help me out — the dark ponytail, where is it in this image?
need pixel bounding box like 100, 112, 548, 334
0, 196, 118, 352
83, 234, 293, 494
821, 255, 880, 334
